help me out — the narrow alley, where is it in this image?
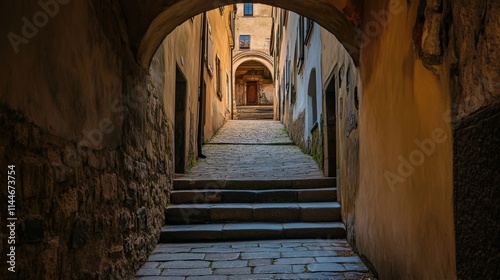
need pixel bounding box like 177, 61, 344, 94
1, 1, 498, 279
136, 120, 375, 279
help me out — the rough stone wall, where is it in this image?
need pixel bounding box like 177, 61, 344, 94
414, 0, 500, 117
308, 120, 323, 169
0, 1, 172, 279
452, 100, 500, 280
436, 1, 499, 278
0, 88, 172, 280
287, 111, 306, 151
414, 0, 500, 277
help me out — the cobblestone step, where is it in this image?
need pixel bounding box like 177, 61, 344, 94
171, 188, 337, 204
160, 222, 346, 242
237, 113, 274, 120
173, 178, 336, 190
162, 121, 345, 244
165, 202, 341, 224
236, 105, 274, 112
236, 106, 274, 120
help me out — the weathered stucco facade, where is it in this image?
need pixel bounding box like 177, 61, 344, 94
150, 15, 202, 173
320, 29, 360, 247
0, 0, 498, 279
272, 11, 344, 163
203, 7, 235, 141
355, 1, 456, 278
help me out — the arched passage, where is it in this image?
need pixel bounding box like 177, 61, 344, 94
119, 0, 361, 68
234, 60, 274, 106
233, 51, 274, 80
2, 0, 497, 279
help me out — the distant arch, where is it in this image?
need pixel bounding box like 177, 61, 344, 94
233, 51, 274, 80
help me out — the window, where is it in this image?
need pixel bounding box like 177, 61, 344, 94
305, 18, 314, 42
297, 16, 305, 70
205, 22, 214, 75
226, 73, 230, 107
216, 56, 222, 100
239, 35, 250, 49
244, 3, 253, 16
285, 46, 290, 91
292, 44, 297, 104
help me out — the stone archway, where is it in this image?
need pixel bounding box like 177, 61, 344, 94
2, 0, 498, 278
233, 59, 275, 119
233, 51, 274, 77
233, 52, 275, 115
118, 0, 361, 69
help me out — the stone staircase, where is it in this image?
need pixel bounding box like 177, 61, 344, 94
161, 178, 345, 242
236, 105, 274, 120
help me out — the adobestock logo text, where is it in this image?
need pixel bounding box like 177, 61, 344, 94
7, 0, 71, 54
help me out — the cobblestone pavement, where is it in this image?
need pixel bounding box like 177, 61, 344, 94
180, 120, 323, 180
136, 239, 375, 280
137, 120, 375, 279
209, 120, 292, 144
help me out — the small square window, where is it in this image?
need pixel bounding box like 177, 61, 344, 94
244, 3, 253, 16
239, 35, 250, 49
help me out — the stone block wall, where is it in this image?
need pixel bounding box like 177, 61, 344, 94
453, 100, 499, 280
308, 120, 323, 169
415, 0, 500, 277
0, 87, 172, 279
0, 1, 173, 279
438, 1, 500, 277
286, 111, 306, 151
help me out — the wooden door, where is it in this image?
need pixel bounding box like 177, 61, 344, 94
175, 67, 187, 173
246, 83, 258, 105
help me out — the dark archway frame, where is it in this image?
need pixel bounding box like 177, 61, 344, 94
119, 0, 361, 69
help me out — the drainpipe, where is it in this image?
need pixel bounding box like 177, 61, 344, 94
197, 12, 207, 158
230, 53, 234, 120
230, 10, 235, 120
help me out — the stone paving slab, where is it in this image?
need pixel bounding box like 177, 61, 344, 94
184, 144, 324, 180
136, 239, 375, 279
209, 120, 292, 144
177, 120, 324, 180
136, 121, 375, 279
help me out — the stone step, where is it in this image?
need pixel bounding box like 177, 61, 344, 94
237, 106, 274, 112
165, 202, 341, 224
237, 109, 274, 114
236, 106, 274, 120
237, 113, 274, 120
171, 188, 337, 204
159, 222, 346, 242
173, 178, 336, 191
